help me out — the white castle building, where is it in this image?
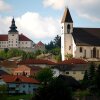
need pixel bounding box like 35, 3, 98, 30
61, 8, 100, 61
0, 18, 34, 50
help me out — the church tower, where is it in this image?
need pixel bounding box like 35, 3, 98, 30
61, 7, 73, 61
8, 18, 19, 48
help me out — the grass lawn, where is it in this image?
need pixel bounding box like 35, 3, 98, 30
7, 94, 33, 100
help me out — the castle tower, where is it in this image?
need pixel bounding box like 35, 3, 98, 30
61, 7, 73, 60
8, 18, 19, 48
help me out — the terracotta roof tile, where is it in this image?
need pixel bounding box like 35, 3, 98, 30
34, 41, 44, 48
0, 35, 8, 41
0, 34, 32, 41
58, 58, 87, 65
18, 59, 56, 65
2, 75, 39, 84
19, 34, 32, 41
14, 65, 42, 72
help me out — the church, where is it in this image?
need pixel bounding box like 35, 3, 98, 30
61, 8, 100, 61
0, 18, 34, 51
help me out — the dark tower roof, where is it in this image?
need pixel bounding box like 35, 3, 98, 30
61, 7, 73, 23
8, 18, 18, 33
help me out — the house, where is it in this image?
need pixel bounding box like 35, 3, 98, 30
0, 60, 18, 74
58, 75, 81, 90
18, 59, 56, 68
61, 7, 100, 61
2, 75, 40, 94
0, 18, 34, 52
33, 41, 45, 52
52, 58, 89, 80
13, 65, 42, 77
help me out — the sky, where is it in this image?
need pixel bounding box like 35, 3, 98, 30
0, 0, 100, 44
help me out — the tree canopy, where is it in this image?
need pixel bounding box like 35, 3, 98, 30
32, 78, 73, 100
36, 68, 53, 86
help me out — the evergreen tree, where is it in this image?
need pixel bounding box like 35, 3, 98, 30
88, 62, 95, 81
83, 70, 89, 81
95, 64, 100, 93
82, 70, 89, 89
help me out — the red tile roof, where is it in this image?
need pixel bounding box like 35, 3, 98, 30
0, 60, 17, 68
18, 59, 56, 65
2, 75, 39, 84
19, 34, 32, 41
0, 35, 8, 41
13, 65, 42, 72
0, 34, 32, 41
34, 41, 44, 48
58, 58, 87, 64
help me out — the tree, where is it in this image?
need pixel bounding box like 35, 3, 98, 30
0, 85, 7, 100
82, 70, 89, 89
53, 35, 61, 48
50, 48, 60, 55
36, 68, 53, 86
88, 62, 95, 81
65, 53, 73, 59
95, 64, 100, 93
32, 78, 73, 100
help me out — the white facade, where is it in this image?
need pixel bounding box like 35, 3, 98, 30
0, 18, 34, 51
61, 8, 100, 61
61, 21, 74, 60
8, 32, 19, 48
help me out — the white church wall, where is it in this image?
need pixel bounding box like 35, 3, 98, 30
75, 46, 100, 59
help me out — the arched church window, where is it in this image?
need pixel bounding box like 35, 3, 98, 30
93, 47, 96, 58
67, 24, 70, 33
80, 47, 82, 53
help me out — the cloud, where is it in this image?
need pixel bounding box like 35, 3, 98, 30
43, 0, 100, 21
70, 0, 100, 21
0, 12, 60, 43
43, 0, 67, 10
0, 0, 11, 11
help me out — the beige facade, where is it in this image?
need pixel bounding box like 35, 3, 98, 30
66, 70, 85, 80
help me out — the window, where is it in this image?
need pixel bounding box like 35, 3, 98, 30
73, 71, 76, 74
69, 46, 71, 50
66, 72, 69, 74
93, 47, 96, 58
81, 71, 84, 74
97, 50, 99, 58
23, 85, 25, 88
67, 24, 70, 33
80, 47, 82, 53
62, 26, 63, 29
84, 50, 86, 58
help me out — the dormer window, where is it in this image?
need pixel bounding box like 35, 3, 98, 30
67, 24, 70, 33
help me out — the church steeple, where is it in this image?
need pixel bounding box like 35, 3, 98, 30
61, 7, 73, 23
9, 17, 18, 33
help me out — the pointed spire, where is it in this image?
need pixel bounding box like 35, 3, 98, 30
9, 17, 18, 33
61, 7, 73, 23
